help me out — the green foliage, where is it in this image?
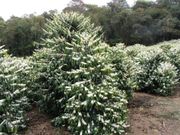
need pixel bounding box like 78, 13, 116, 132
64, 0, 86, 13
153, 62, 177, 96
135, 48, 167, 91
29, 48, 54, 102
53, 83, 127, 135
110, 42, 179, 96
33, 12, 128, 135
107, 44, 138, 99
125, 41, 179, 96
1, 15, 46, 56
159, 40, 180, 79
42, 12, 102, 44
0, 48, 30, 134
85, 0, 179, 45
0, 46, 8, 57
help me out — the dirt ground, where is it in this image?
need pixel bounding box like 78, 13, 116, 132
21, 108, 70, 135
21, 89, 180, 135
127, 90, 180, 135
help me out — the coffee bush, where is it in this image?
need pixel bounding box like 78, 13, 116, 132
131, 45, 178, 96
108, 44, 138, 100
160, 42, 180, 80
33, 12, 128, 135
152, 62, 177, 96
0, 48, 30, 134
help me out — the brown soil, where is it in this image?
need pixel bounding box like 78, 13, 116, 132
127, 90, 180, 135
21, 108, 70, 135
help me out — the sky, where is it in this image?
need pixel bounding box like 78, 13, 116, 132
0, 0, 147, 20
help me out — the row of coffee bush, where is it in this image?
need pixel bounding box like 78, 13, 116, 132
124, 40, 180, 96
107, 40, 180, 98
0, 12, 180, 135
0, 47, 31, 134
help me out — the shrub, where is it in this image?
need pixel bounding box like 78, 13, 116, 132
28, 48, 54, 102
33, 12, 128, 135
125, 44, 146, 58
108, 44, 138, 100
133, 46, 178, 96
52, 65, 128, 135
0, 49, 30, 134
152, 62, 177, 96
160, 44, 180, 80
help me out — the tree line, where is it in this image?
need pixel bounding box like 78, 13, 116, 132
0, 0, 179, 56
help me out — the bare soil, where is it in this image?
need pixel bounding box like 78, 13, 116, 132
21, 107, 70, 135
21, 89, 180, 135
127, 90, 180, 135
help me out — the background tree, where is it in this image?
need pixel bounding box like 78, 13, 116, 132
0, 17, 5, 45
0, 0, 179, 56
63, 0, 86, 13
2, 15, 45, 56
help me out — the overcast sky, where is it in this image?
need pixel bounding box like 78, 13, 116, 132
0, 0, 145, 20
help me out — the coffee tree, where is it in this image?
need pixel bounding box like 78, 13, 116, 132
160, 41, 180, 80
33, 12, 128, 135
107, 44, 138, 100
0, 47, 30, 134
127, 44, 178, 96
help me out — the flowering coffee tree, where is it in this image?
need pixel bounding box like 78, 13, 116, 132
153, 62, 177, 95
129, 45, 178, 96
0, 47, 30, 134
33, 12, 128, 135
160, 42, 180, 80
107, 44, 138, 100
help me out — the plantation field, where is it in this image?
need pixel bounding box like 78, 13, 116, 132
0, 13, 180, 135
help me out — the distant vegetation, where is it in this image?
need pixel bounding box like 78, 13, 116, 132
0, 0, 179, 56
